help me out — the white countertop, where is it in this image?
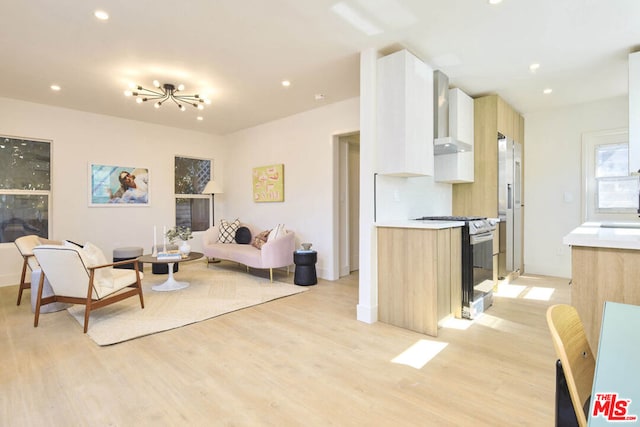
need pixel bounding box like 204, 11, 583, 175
375, 220, 465, 230
563, 222, 640, 250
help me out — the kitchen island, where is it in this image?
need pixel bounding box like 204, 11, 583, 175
376, 220, 463, 336
563, 222, 640, 352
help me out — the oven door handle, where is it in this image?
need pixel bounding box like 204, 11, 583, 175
470, 232, 494, 245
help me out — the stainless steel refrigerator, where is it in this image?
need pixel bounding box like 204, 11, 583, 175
498, 133, 522, 278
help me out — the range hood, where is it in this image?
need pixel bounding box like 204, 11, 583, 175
433, 70, 472, 155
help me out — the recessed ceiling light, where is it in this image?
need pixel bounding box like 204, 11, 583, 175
529, 63, 540, 72
281, 80, 291, 87
50, 85, 61, 91
315, 94, 325, 101
197, 116, 203, 121
488, 0, 503, 4
94, 10, 109, 20
543, 88, 553, 94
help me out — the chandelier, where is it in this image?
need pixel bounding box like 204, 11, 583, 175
124, 80, 210, 111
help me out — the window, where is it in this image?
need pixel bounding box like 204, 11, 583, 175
0, 136, 51, 243
174, 156, 211, 231
583, 129, 639, 222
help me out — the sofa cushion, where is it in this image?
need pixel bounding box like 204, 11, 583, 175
235, 226, 252, 244
218, 219, 240, 243
251, 229, 270, 250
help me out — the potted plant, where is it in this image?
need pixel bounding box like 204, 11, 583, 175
166, 226, 193, 255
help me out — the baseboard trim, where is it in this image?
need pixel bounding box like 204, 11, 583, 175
357, 304, 377, 324
0, 273, 19, 288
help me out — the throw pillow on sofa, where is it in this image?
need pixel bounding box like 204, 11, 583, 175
251, 230, 271, 250
267, 224, 285, 243
218, 219, 240, 243
235, 226, 252, 244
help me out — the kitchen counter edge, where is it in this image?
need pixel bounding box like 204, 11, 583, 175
375, 220, 465, 230
563, 222, 640, 250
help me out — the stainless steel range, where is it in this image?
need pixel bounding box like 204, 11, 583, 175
415, 216, 497, 319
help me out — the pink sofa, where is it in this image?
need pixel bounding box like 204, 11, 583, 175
202, 223, 295, 281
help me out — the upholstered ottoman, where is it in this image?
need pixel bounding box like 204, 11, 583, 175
113, 246, 143, 270
30, 269, 70, 313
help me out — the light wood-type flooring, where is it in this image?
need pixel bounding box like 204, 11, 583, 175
1, 260, 570, 426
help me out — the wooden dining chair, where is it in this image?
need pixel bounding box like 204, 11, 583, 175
546, 304, 595, 427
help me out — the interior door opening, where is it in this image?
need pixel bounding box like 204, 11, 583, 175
337, 132, 360, 277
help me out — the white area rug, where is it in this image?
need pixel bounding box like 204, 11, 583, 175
67, 262, 308, 346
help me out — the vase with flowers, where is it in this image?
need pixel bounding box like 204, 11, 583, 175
166, 226, 193, 256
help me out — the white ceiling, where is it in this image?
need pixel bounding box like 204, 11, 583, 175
1, 0, 639, 135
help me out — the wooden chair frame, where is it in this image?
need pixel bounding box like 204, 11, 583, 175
16, 252, 32, 306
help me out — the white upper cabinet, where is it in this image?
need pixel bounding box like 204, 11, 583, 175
629, 52, 640, 175
435, 88, 474, 183
376, 49, 434, 177
449, 88, 474, 147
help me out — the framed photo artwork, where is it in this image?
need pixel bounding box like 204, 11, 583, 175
252, 164, 284, 202
89, 163, 150, 206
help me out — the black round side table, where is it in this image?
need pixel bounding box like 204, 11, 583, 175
294, 250, 317, 286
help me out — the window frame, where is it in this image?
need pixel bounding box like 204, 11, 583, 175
582, 128, 639, 223
0, 135, 52, 245
173, 155, 213, 231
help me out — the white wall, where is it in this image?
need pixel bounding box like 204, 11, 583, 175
375, 175, 452, 221
524, 95, 628, 278
222, 98, 360, 280
0, 97, 226, 286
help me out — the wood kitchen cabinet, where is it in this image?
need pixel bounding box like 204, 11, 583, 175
376, 49, 434, 177
377, 226, 461, 336
570, 246, 640, 353
453, 94, 525, 274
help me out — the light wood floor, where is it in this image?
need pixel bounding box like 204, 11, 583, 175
1, 261, 570, 426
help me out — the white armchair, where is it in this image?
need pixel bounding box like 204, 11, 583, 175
32, 243, 145, 333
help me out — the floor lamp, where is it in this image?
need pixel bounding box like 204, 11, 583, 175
202, 180, 223, 263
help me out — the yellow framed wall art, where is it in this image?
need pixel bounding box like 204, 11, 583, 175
252, 164, 284, 202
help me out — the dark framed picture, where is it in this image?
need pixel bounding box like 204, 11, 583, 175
89, 163, 150, 206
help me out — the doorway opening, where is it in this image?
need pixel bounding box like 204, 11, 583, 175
333, 132, 360, 278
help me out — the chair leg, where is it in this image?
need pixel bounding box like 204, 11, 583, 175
17, 258, 30, 306
84, 275, 95, 333
270, 268, 273, 282
34, 272, 46, 327
135, 267, 145, 309
83, 308, 91, 333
